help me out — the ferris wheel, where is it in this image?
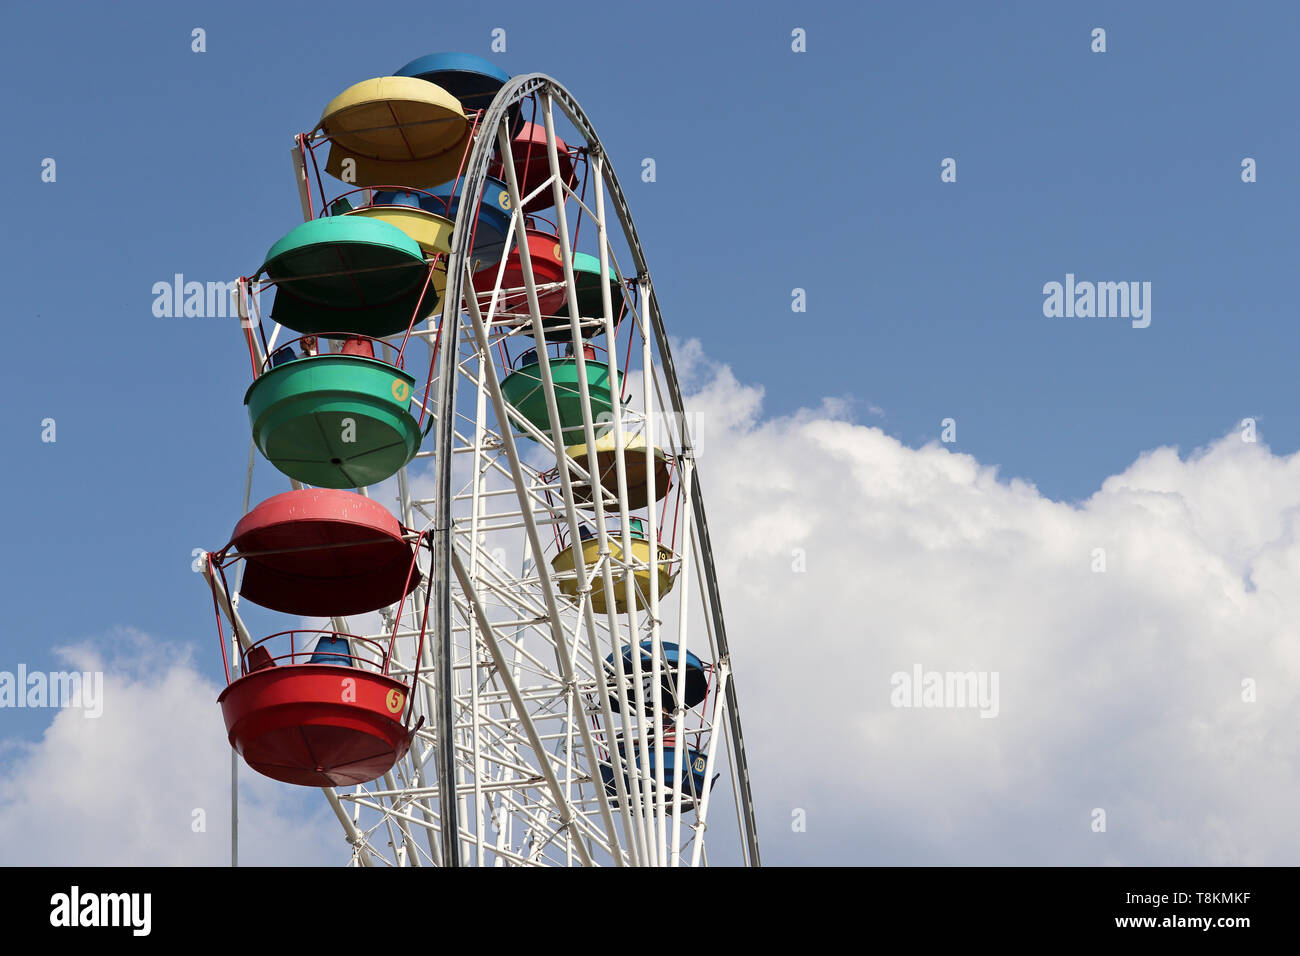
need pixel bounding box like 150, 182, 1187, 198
200, 52, 760, 867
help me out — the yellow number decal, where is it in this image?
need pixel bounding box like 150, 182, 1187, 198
392, 379, 411, 402
386, 689, 404, 714
499, 190, 511, 210
553, 243, 563, 261
693, 756, 706, 773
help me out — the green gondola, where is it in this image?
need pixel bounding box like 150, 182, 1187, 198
245, 354, 422, 488
262, 217, 434, 338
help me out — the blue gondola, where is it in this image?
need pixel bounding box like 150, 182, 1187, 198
599, 747, 711, 808
604, 640, 708, 714
424, 174, 513, 268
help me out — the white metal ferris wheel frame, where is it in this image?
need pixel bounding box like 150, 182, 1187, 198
427, 74, 760, 867
217, 73, 760, 867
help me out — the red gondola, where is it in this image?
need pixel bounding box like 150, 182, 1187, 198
472, 225, 568, 317
229, 488, 421, 617
488, 122, 579, 212
217, 631, 415, 787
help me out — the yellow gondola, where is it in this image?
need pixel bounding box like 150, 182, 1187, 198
551, 523, 676, 614
319, 76, 469, 187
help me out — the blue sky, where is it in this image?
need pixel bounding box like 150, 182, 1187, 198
0, 1, 1296, 863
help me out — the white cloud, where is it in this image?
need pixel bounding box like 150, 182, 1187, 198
676, 342, 1300, 864
5, 344, 1298, 866
0, 629, 340, 866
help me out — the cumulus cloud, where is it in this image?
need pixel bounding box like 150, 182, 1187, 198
4, 344, 1297, 867
675, 340, 1300, 865
0, 629, 341, 865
